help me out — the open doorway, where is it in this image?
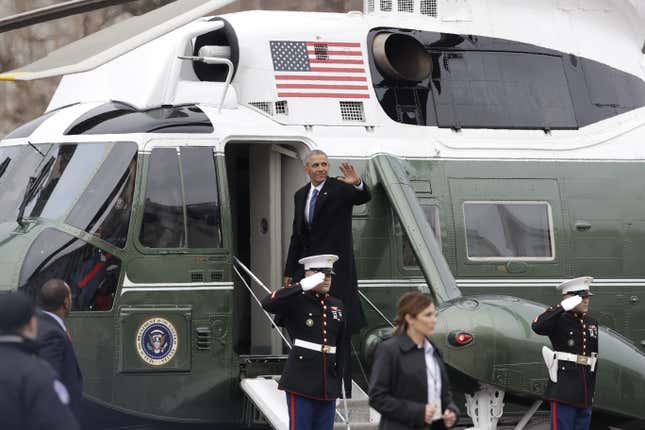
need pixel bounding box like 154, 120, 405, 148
226, 141, 308, 355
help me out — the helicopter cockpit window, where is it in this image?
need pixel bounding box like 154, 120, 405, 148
463, 201, 554, 260
66, 143, 137, 248
140, 146, 222, 249
19, 228, 120, 311
23, 143, 110, 220
0, 145, 46, 223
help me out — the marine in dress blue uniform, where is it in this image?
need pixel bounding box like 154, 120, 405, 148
532, 277, 599, 430
262, 254, 346, 430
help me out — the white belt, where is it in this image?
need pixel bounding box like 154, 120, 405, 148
294, 339, 336, 354
555, 351, 598, 369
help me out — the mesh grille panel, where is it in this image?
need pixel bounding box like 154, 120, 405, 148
275, 100, 288, 115
380, 0, 392, 12
340, 101, 365, 122
249, 101, 274, 116
398, 0, 414, 12
367, 0, 375, 12
420, 0, 437, 16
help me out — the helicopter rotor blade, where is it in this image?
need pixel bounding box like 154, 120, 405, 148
0, 0, 237, 81
0, 0, 139, 34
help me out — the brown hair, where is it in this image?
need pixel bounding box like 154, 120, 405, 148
393, 292, 434, 334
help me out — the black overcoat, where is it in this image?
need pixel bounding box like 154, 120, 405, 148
369, 333, 460, 430
283, 177, 371, 332
532, 305, 599, 408
261, 283, 346, 400
0, 336, 79, 430
37, 311, 83, 421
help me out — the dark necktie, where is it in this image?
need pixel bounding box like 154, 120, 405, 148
308, 188, 319, 225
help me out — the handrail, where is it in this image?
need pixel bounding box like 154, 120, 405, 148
232, 261, 290, 348
358, 290, 394, 328
232, 257, 351, 429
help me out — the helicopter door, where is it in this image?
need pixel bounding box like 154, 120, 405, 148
226, 142, 307, 355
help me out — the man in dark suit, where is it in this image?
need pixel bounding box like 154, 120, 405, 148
0, 291, 80, 430
37, 279, 83, 423
283, 149, 371, 395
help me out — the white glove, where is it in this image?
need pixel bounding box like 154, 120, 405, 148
561, 295, 582, 311
300, 272, 325, 291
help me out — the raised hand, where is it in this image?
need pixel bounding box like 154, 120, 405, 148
337, 162, 361, 186
561, 295, 582, 311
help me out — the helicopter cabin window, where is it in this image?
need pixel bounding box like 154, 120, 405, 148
140, 147, 222, 249
19, 228, 121, 312
66, 143, 137, 248
401, 205, 442, 267
463, 202, 554, 260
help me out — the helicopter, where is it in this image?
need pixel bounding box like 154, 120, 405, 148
1, 0, 645, 429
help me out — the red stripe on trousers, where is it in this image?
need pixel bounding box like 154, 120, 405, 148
552, 401, 557, 430
290, 392, 296, 430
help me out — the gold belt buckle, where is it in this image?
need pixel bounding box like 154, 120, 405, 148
576, 355, 588, 365
322, 345, 330, 353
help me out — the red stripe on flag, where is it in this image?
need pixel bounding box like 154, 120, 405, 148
307, 50, 362, 56
276, 83, 368, 90
306, 41, 360, 47
309, 59, 364, 65
310, 67, 365, 73
275, 75, 367, 81
277, 92, 370, 99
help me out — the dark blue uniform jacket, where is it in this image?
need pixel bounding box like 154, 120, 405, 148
0, 335, 79, 430
532, 305, 599, 408
261, 283, 346, 400
37, 311, 83, 421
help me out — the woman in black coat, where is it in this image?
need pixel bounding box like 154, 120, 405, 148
369, 292, 459, 430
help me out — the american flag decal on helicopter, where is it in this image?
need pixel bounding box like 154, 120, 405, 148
270, 40, 370, 99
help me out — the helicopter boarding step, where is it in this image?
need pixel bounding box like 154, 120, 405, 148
241, 376, 380, 430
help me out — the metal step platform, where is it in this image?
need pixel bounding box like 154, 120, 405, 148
241, 374, 379, 430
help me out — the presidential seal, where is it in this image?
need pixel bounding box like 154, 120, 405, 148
136, 317, 178, 366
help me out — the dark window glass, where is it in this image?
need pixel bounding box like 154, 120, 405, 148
19, 228, 120, 311
66, 143, 138, 248
431, 51, 576, 129
402, 205, 441, 267
180, 147, 222, 248
0, 145, 46, 223
369, 28, 645, 130
64, 102, 213, 135
464, 202, 553, 259
140, 148, 184, 248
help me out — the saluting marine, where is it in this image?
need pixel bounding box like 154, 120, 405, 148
262, 254, 346, 430
532, 277, 599, 430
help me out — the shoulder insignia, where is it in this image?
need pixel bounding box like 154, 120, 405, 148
53, 379, 70, 405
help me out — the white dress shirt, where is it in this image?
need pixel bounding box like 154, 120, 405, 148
42, 310, 67, 332
423, 339, 443, 421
